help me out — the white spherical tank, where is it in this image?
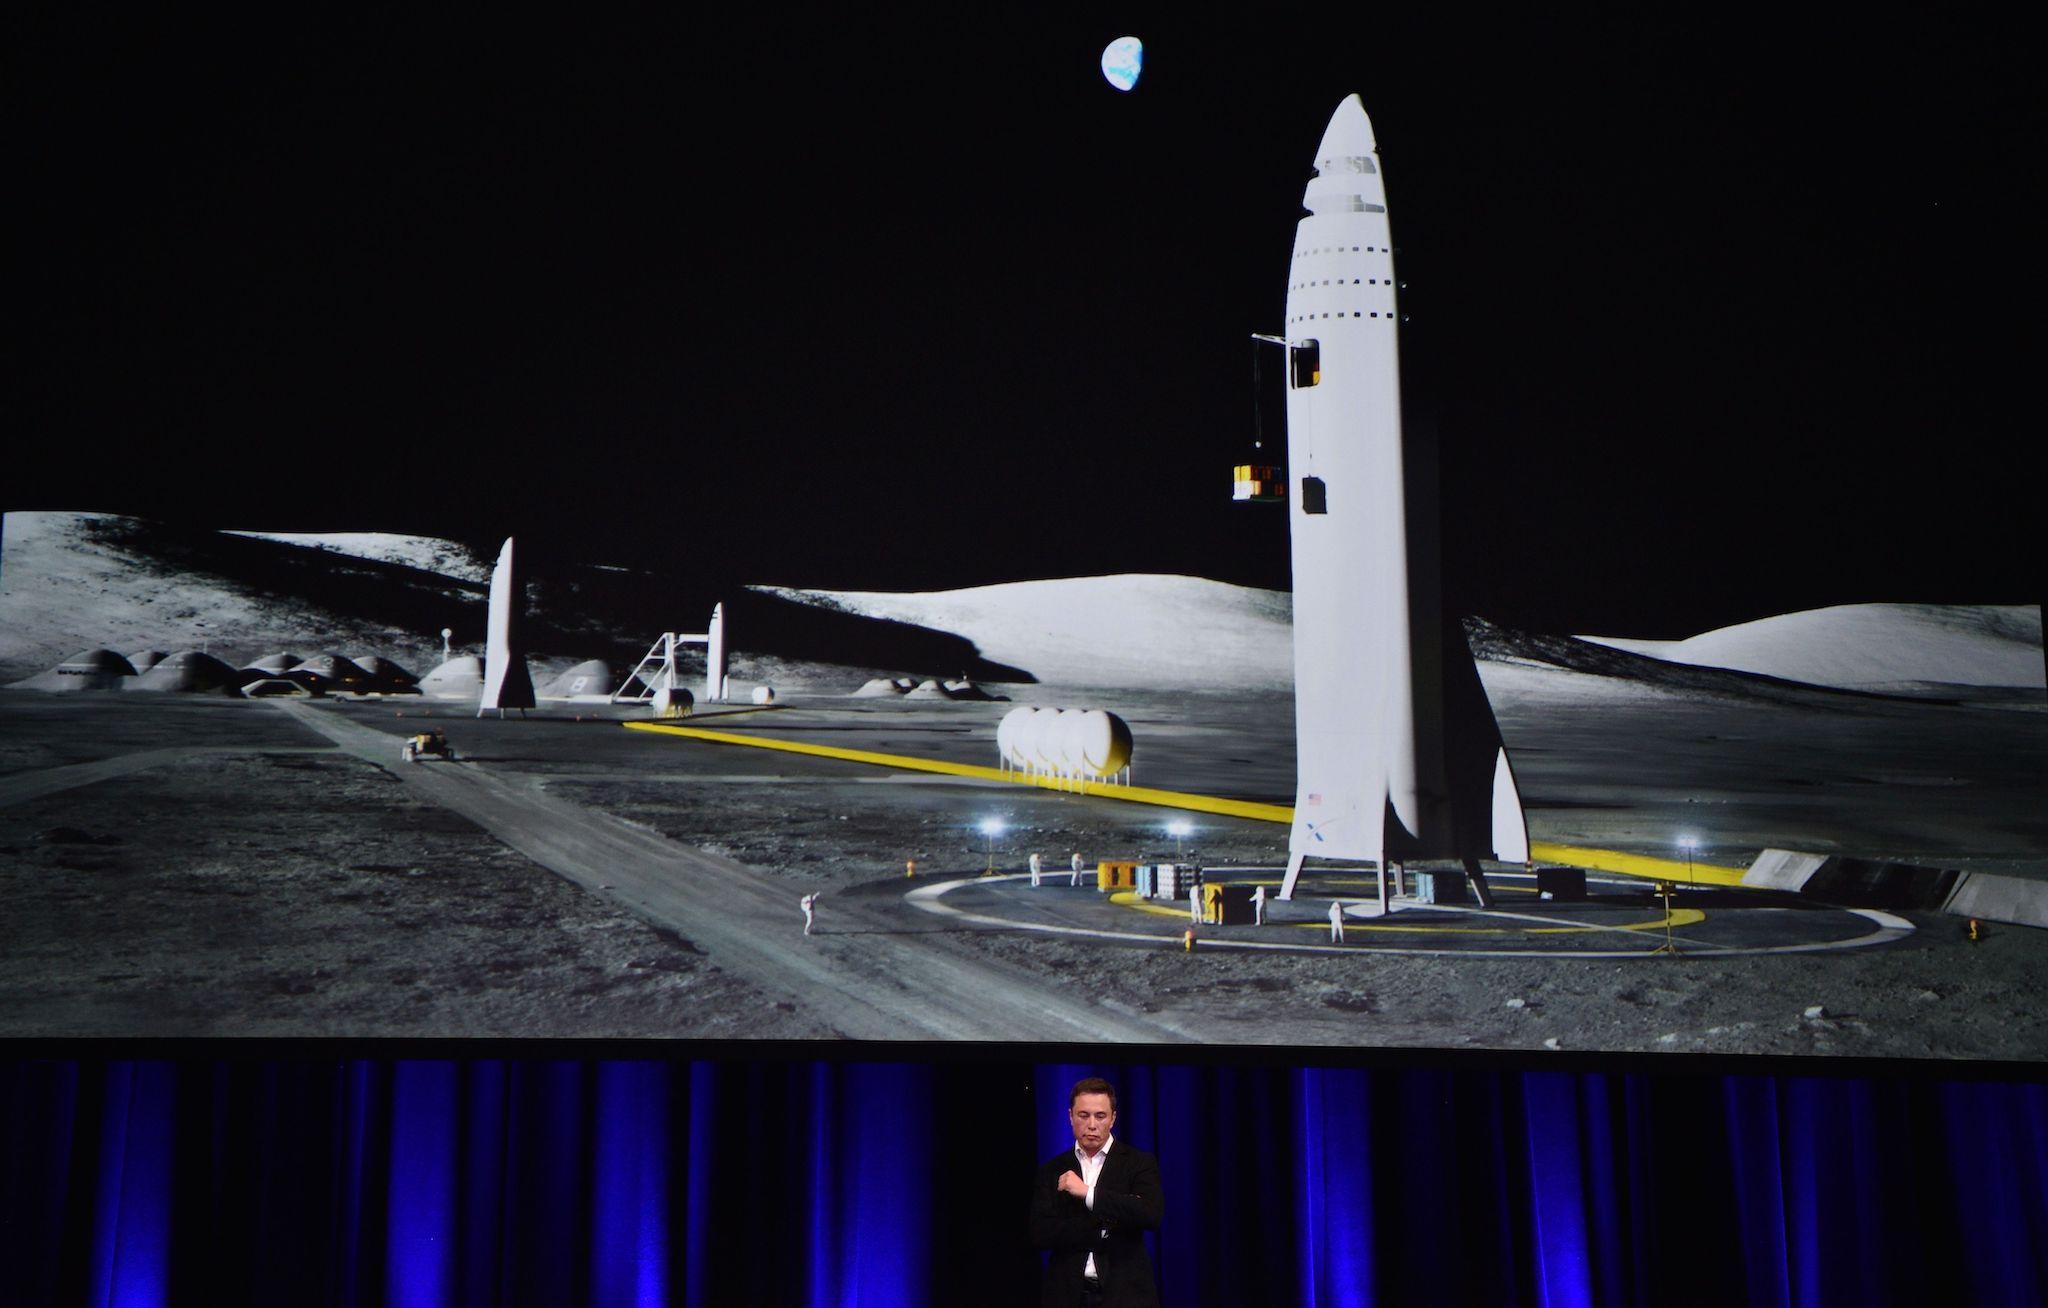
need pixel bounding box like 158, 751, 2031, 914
1021, 708, 1055, 774
1076, 710, 1133, 776
652, 685, 694, 719
991, 705, 1136, 781
1051, 708, 1088, 776
997, 706, 1027, 769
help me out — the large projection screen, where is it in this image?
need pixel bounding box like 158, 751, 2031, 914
3, 11, 2042, 1064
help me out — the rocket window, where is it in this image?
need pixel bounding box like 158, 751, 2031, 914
1301, 477, 1328, 514
1289, 340, 1321, 388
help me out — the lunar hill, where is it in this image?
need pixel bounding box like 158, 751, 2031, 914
756, 575, 1294, 692
4, 511, 2037, 702
1582, 604, 2043, 693
0, 511, 488, 680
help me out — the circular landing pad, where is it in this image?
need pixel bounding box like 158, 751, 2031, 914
907, 868, 1913, 959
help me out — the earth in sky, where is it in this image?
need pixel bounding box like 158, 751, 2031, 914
1100, 36, 1143, 92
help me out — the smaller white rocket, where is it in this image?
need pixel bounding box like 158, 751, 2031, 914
704, 602, 727, 703
479, 536, 536, 716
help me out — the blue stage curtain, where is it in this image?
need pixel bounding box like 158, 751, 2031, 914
4, 1058, 2044, 1306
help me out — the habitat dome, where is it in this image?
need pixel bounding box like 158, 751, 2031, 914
127, 649, 169, 673
904, 677, 1003, 701
541, 659, 614, 699
241, 652, 300, 676
420, 655, 486, 699
353, 655, 421, 694
941, 678, 1003, 701
129, 650, 243, 694
9, 648, 136, 691
291, 655, 371, 692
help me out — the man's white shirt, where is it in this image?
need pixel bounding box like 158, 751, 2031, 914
1075, 1134, 1114, 1280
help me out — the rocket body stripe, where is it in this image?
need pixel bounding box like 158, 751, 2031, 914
1283, 96, 1526, 871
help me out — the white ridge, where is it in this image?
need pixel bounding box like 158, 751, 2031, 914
1582, 603, 2043, 691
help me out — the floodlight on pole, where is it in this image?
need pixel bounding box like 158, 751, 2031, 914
1650, 834, 1701, 958
980, 818, 1004, 875
1168, 819, 1192, 860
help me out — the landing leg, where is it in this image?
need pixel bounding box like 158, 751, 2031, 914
1279, 851, 1307, 901
1461, 856, 1497, 909
1379, 861, 1393, 915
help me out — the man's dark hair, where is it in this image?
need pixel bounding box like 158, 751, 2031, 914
1070, 1077, 1117, 1111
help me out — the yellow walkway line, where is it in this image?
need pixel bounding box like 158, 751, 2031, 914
622, 722, 1749, 885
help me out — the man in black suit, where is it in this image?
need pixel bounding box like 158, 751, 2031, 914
1030, 1077, 1163, 1308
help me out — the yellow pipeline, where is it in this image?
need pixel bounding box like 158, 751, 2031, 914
622, 722, 1749, 885
1527, 842, 1746, 888
623, 721, 1293, 822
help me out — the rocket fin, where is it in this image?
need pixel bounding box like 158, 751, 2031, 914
1279, 850, 1309, 902
1438, 614, 1527, 862
1491, 747, 1530, 865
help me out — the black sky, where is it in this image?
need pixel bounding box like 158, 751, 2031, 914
10, 9, 2040, 636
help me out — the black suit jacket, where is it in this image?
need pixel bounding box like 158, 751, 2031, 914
1029, 1141, 1163, 1308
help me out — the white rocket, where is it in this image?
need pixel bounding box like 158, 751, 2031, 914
479, 536, 536, 716
1275, 95, 1528, 906
704, 602, 727, 703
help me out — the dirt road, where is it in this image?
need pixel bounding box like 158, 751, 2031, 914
279, 702, 1194, 1041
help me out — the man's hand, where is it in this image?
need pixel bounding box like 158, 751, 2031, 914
1056, 1170, 1089, 1199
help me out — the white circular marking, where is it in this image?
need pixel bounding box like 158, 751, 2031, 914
906, 876, 1915, 959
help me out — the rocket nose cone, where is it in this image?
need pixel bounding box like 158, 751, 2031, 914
1314, 94, 1377, 168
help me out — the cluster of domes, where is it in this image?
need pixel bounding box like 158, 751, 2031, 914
9, 648, 422, 697
855, 676, 1001, 701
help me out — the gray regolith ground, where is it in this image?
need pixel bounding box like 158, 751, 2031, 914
1, 681, 2041, 1058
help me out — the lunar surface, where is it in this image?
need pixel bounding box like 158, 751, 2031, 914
2, 512, 2041, 1055
2, 684, 2040, 1056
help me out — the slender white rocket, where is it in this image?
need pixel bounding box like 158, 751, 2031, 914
1278, 96, 1528, 902
703, 602, 727, 703
479, 536, 536, 715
